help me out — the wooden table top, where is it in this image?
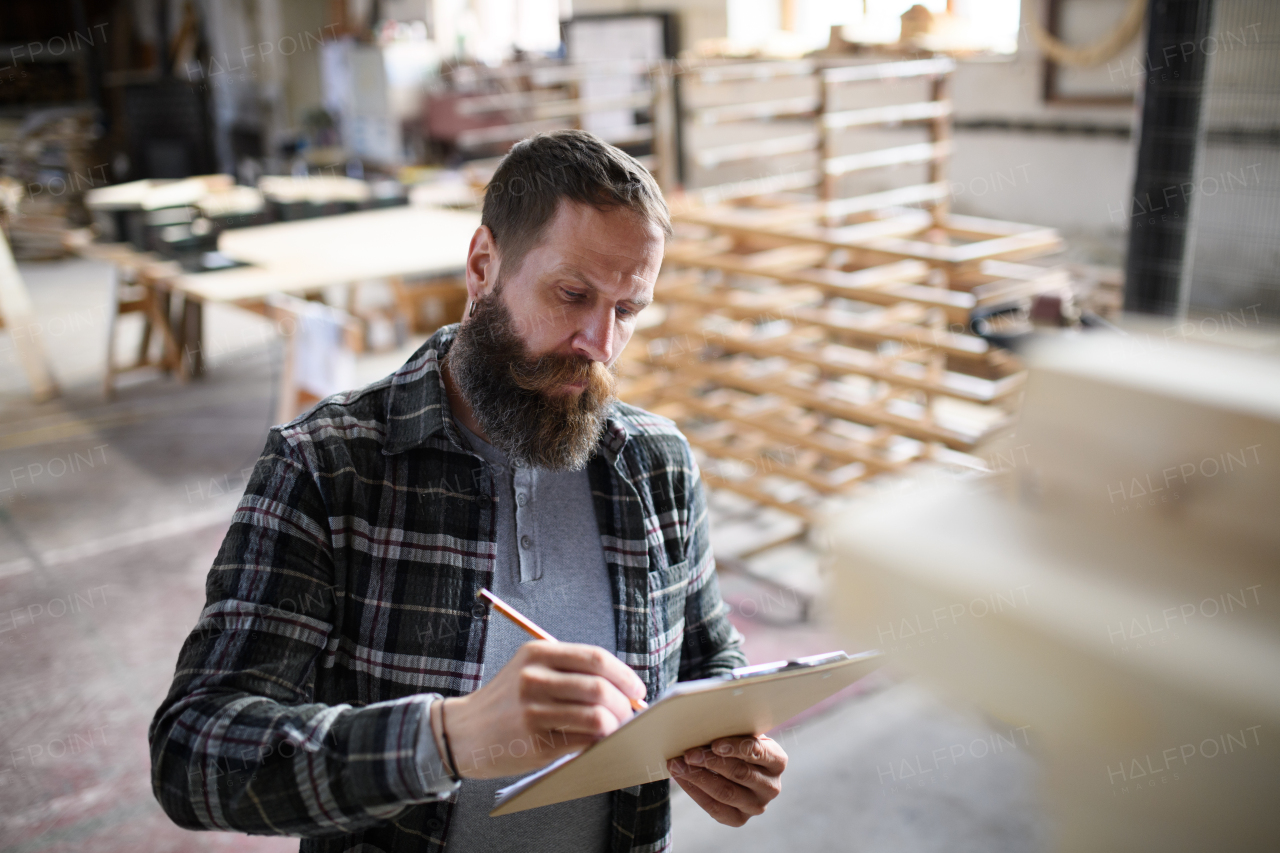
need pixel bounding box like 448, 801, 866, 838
176, 205, 481, 303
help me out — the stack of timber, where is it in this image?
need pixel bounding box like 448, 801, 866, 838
0, 108, 98, 260
620, 56, 1071, 531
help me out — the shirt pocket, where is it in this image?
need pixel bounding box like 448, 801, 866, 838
648, 556, 691, 685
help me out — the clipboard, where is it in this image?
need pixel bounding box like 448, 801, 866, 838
491, 650, 882, 816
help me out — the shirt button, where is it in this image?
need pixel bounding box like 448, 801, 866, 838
471, 602, 486, 618
516, 492, 528, 507
476, 494, 490, 506
520, 535, 532, 549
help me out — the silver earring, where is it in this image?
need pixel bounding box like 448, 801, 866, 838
469, 301, 477, 318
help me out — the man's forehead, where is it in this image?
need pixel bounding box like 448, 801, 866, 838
538, 203, 663, 285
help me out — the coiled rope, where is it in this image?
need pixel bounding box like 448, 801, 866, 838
1028, 0, 1148, 67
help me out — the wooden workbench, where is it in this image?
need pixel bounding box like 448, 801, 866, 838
178, 205, 480, 303
71, 205, 481, 395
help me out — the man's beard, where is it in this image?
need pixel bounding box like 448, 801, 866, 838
446, 289, 618, 472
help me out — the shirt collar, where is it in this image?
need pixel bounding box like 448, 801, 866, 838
382, 323, 629, 464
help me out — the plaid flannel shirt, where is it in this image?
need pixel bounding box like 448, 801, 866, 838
148, 324, 746, 853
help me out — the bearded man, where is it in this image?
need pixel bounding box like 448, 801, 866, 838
149, 130, 788, 853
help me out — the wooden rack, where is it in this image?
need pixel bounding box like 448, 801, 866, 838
622, 252, 1020, 522
621, 55, 1072, 529
680, 59, 820, 204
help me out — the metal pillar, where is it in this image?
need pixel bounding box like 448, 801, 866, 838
1123, 0, 1217, 316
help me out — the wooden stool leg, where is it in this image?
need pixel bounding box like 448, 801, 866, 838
104, 268, 121, 399
135, 321, 153, 367
147, 284, 188, 382
271, 305, 299, 426
181, 297, 204, 378
152, 288, 172, 372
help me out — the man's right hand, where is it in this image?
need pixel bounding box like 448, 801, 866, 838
433, 640, 647, 780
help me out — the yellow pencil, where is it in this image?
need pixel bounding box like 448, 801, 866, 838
477, 588, 649, 712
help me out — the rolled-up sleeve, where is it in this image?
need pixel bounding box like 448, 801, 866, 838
147, 429, 452, 837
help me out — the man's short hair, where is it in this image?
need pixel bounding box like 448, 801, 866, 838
480, 129, 671, 275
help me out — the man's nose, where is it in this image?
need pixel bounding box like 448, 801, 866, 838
571, 307, 615, 364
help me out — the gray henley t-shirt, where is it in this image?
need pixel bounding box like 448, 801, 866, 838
439, 418, 617, 852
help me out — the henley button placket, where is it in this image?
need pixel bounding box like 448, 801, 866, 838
513, 465, 540, 582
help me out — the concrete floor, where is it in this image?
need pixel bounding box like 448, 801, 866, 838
0, 257, 1048, 852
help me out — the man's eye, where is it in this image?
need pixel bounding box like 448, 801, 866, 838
562, 288, 585, 301
616, 305, 634, 318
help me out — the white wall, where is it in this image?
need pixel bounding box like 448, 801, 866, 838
945, 0, 1142, 262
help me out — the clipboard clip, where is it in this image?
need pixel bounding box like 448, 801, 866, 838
729, 651, 849, 680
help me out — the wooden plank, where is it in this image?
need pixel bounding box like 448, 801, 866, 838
652, 66, 678, 193
681, 209, 927, 249
731, 243, 831, 271
818, 212, 935, 244
652, 282, 980, 355
846, 233, 957, 264
950, 229, 1064, 263
825, 141, 952, 177
969, 268, 1071, 307
216, 207, 478, 271
695, 131, 821, 168
821, 57, 956, 85
688, 170, 821, 206
675, 208, 934, 250
692, 433, 865, 495
944, 213, 1050, 238
654, 269, 711, 295
180, 207, 480, 302
646, 285, 812, 326
697, 59, 816, 83
847, 227, 1064, 267
797, 267, 974, 322
652, 316, 1019, 403
654, 373, 907, 471
456, 91, 651, 117
793, 305, 988, 358
660, 250, 974, 322
972, 259, 1065, 281
695, 95, 821, 125
662, 234, 736, 260
673, 202, 824, 231
447, 59, 653, 85
674, 357, 991, 450
819, 183, 950, 219
698, 471, 815, 521
927, 74, 951, 223
824, 100, 952, 130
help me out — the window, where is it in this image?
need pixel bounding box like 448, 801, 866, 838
726, 0, 1022, 55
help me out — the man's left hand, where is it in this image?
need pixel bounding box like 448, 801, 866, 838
667, 735, 787, 826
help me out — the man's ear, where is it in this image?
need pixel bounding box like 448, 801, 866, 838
464, 225, 500, 315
